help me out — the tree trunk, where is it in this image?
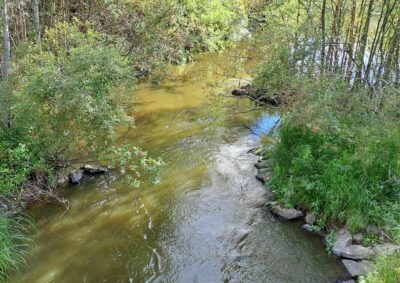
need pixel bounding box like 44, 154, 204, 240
2, 0, 10, 81
355, 0, 375, 85
34, 0, 41, 47
321, 0, 326, 73
1, 0, 11, 128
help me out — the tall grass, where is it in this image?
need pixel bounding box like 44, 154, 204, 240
366, 253, 400, 283
0, 214, 33, 281
267, 79, 400, 237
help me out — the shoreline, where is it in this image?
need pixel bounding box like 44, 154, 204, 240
251, 139, 400, 282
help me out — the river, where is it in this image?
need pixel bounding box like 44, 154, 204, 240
11, 37, 345, 282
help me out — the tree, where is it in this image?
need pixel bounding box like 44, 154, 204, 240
33, 0, 41, 47
1, 0, 10, 81
1, 0, 11, 128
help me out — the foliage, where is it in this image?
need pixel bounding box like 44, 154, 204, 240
268, 81, 400, 236
105, 145, 165, 189
12, 23, 134, 160
254, 0, 400, 92
325, 230, 335, 254
177, 0, 247, 52
364, 253, 400, 283
0, 214, 33, 281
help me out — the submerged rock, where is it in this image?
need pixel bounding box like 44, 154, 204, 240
341, 259, 372, 278
68, 171, 84, 185
332, 229, 353, 257
341, 245, 374, 260
270, 203, 303, 220
80, 164, 109, 175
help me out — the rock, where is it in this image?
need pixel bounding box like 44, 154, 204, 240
255, 160, 273, 169
80, 165, 109, 175
365, 225, 382, 237
232, 89, 248, 96
270, 204, 303, 220
302, 224, 325, 237
256, 173, 266, 183
68, 171, 84, 185
341, 259, 372, 278
353, 233, 364, 245
305, 213, 316, 225
341, 245, 374, 260
56, 175, 69, 187
332, 229, 353, 257
254, 148, 268, 156
373, 243, 400, 257
336, 280, 356, 283
258, 168, 269, 174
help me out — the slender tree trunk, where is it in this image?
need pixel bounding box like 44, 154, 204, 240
321, 0, 326, 73
2, 0, 11, 128
2, 0, 10, 81
345, 0, 357, 83
383, 18, 400, 82
355, 0, 375, 85
34, 0, 41, 47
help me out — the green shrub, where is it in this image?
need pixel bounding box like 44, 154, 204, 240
269, 84, 400, 236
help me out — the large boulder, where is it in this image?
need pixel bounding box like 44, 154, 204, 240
341, 245, 374, 260
68, 171, 84, 185
341, 259, 372, 278
332, 229, 353, 257
80, 165, 109, 175
270, 203, 304, 220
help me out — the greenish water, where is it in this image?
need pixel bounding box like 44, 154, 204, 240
11, 38, 345, 283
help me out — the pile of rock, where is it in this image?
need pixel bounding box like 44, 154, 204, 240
332, 228, 400, 279
57, 164, 109, 187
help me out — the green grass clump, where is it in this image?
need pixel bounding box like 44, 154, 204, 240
365, 253, 400, 283
268, 81, 400, 237
0, 214, 32, 281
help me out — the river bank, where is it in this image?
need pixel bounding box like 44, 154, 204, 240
251, 138, 400, 281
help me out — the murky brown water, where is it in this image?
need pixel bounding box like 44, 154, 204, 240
11, 37, 345, 283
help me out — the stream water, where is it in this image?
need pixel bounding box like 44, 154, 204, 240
12, 37, 345, 283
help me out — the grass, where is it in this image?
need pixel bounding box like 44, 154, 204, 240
265, 80, 400, 238
0, 214, 33, 281
365, 253, 400, 283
